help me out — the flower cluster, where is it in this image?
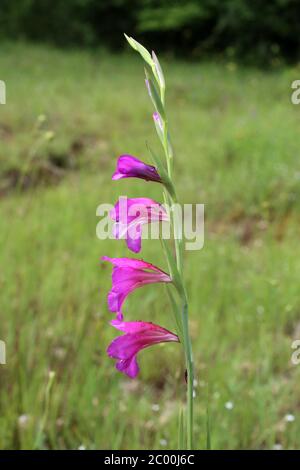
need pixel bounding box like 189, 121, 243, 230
103, 156, 179, 378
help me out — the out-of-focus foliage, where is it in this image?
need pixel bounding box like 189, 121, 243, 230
0, 0, 137, 47
0, 1, 300, 63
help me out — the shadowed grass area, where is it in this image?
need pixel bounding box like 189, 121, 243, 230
0, 43, 300, 449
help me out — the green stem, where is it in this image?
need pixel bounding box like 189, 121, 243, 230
127, 35, 196, 452
156, 57, 194, 449
165, 159, 194, 450
34, 371, 55, 449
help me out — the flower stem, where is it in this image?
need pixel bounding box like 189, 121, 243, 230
163, 143, 194, 448
160, 88, 194, 451
130, 39, 195, 449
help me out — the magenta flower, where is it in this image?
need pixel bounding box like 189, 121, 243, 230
112, 155, 162, 183
110, 197, 169, 253
107, 320, 179, 378
102, 257, 171, 320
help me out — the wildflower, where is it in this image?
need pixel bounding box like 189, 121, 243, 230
107, 320, 179, 378
112, 155, 161, 183
225, 401, 234, 410
102, 257, 171, 320
285, 413, 295, 422
18, 414, 30, 429
110, 197, 169, 253
151, 403, 160, 412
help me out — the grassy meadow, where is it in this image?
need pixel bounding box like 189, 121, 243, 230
1, 43, 300, 449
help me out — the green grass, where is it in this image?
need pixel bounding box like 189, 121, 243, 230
0, 43, 300, 450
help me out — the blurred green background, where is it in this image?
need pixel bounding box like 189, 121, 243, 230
1, 1, 300, 450
1, 0, 300, 64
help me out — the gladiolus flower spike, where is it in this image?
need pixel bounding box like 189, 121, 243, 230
101, 36, 195, 450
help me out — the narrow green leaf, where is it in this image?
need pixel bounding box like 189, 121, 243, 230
146, 142, 168, 178
146, 144, 175, 197
146, 143, 165, 175
178, 407, 185, 450
124, 34, 153, 67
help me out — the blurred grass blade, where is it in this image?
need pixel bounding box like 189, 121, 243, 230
178, 407, 186, 450
34, 371, 56, 449
206, 407, 212, 450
